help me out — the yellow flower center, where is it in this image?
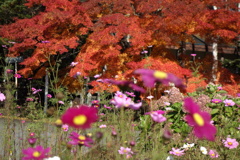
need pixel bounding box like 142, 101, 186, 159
123, 149, 127, 153
193, 113, 204, 126
73, 115, 87, 125
211, 153, 215, 156
55, 119, 62, 125
153, 71, 167, 79
228, 142, 232, 145
33, 151, 40, 157
78, 135, 86, 141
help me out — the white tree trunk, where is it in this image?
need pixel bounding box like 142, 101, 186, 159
212, 42, 218, 83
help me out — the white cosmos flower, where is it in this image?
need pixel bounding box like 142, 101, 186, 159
182, 143, 194, 149
200, 146, 208, 155
44, 156, 61, 160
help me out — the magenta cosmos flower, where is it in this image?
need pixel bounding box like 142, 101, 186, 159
222, 137, 239, 149
211, 99, 222, 103
68, 131, 93, 147
0, 92, 6, 101
145, 110, 166, 123
169, 148, 185, 156
61, 105, 98, 129
223, 99, 235, 106
22, 145, 50, 160
184, 97, 217, 141
134, 69, 185, 89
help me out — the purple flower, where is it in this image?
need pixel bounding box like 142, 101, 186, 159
237, 93, 240, 97
223, 99, 235, 106
104, 79, 146, 93
134, 69, 185, 89
0, 92, 6, 101
41, 40, 50, 43
169, 148, 185, 156
2, 45, 7, 48
22, 145, 50, 160
208, 150, 219, 158
145, 110, 166, 123
222, 137, 239, 149
184, 97, 217, 141
68, 131, 93, 147
28, 138, 37, 145
211, 99, 222, 103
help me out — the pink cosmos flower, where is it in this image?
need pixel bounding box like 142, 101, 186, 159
61, 105, 98, 129
145, 110, 166, 123
104, 105, 112, 109
14, 74, 21, 78
22, 145, 50, 160
217, 86, 223, 90
62, 124, 69, 132
0, 92, 6, 101
91, 100, 99, 104
94, 74, 101, 78
99, 124, 107, 128
208, 150, 219, 158
184, 97, 217, 141
30, 132, 35, 137
169, 148, 185, 156
191, 54, 197, 56
58, 101, 64, 104
223, 99, 235, 106
134, 69, 185, 89
110, 91, 142, 110
26, 98, 34, 102
47, 94, 52, 98
125, 91, 135, 97
211, 99, 222, 103
222, 138, 239, 149
28, 138, 37, 145
237, 93, 240, 97
68, 131, 93, 147
118, 147, 133, 156
6, 69, 13, 73
32, 88, 42, 94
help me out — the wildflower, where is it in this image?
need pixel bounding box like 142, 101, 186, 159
125, 91, 135, 97
222, 137, 239, 149
191, 54, 197, 56
184, 97, 217, 141
33, 89, 42, 94
217, 86, 223, 90
26, 98, 34, 102
41, 40, 50, 43
129, 141, 136, 146
182, 143, 195, 150
28, 138, 37, 145
134, 69, 185, 89
208, 150, 219, 158
58, 101, 64, 104
6, 69, 13, 73
2, 45, 7, 48
163, 129, 172, 139
70, 62, 78, 67
110, 91, 142, 110
118, 147, 133, 156
99, 124, 107, 128
30, 132, 35, 137
91, 100, 99, 104
43, 156, 61, 160
169, 148, 185, 156
145, 110, 166, 123
8, 41, 16, 44
104, 79, 146, 93
73, 72, 81, 78
211, 99, 222, 103
200, 146, 208, 155
104, 105, 112, 109
147, 95, 154, 99
141, 50, 148, 54
0, 92, 6, 101
68, 131, 93, 147
237, 93, 240, 97
164, 102, 171, 106
22, 145, 50, 160
14, 74, 21, 78
62, 124, 69, 132
61, 105, 98, 129
94, 74, 101, 78
223, 99, 235, 106
47, 94, 52, 98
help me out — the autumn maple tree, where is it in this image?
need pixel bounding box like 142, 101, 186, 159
0, 0, 240, 95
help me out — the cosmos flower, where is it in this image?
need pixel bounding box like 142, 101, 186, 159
191, 54, 197, 56
125, 92, 135, 97
70, 62, 78, 67
145, 110, 166, 123
104, 105, 112, 109
147, 95, 154, 99
68, 131, 93, 147
22, 145, 50, 160
184, 97, 217, 141
200, 146, 208, 155
222, 137, 239, 149
14, 74, 21, 78
61, 105, 98, 129
223, 99, 235, 107
94, 74, 101, 78
62, 124, 69, 132
91, 100, 99, 104
28, 138, 37, 145
169, 148, 185, 156
0, 92, 6, 101
6, 69, 13, 73
99, 124, 107, 128
118, 147, 133, 156
104, 79, 146, 93
110, 91, 142, 110
182, 143, 195, 150
47, 94, 52, 98
134, 69, 185, 89
208, 150, 219, 158
26, 98, 34, 102
211, 99, 222, 103
58, 101, 64, 104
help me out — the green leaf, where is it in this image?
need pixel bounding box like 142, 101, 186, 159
211, 109, 219, 115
